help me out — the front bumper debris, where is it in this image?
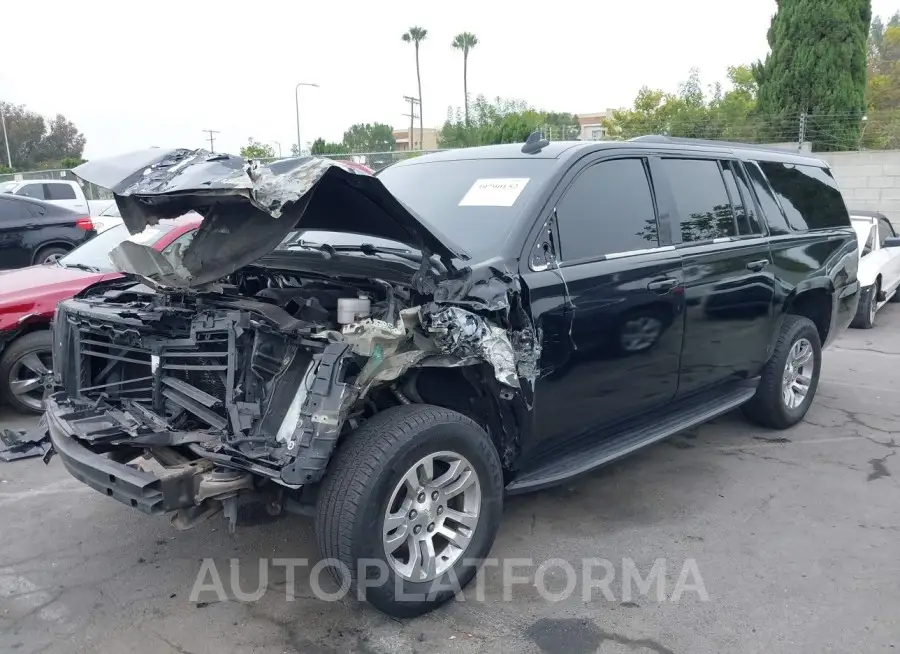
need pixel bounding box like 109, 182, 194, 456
0, 420, 52, 462
45, 393, 212, 514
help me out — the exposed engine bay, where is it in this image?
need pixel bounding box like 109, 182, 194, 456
45, 149, 541, 530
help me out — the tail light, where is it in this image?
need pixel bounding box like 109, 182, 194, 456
75, 217, 94, 231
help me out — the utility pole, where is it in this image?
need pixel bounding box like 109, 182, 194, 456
0, 102, 12, 169
295, 82, 320, 156
402, 95, 421, 150
202, 129, 220, 153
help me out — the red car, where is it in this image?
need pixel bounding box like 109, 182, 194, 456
0, 216, 201, 413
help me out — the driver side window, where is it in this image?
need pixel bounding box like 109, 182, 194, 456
162, 230, 196, 258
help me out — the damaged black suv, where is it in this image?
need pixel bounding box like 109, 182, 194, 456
43, 136, 858, 617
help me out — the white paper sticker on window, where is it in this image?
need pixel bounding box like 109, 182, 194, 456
459, 178, 530, 207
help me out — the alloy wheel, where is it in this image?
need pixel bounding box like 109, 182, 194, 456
782, 338, 814, 410
382, 451, 481, 583
8, 350, 52, 412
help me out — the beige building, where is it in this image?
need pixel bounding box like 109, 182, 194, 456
575, 110, 616, 141
393, 127, 440, 151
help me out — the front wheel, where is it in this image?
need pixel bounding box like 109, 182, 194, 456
742, 315, 821, 429
0, 330, 53, 414
851, 283, 878, 329
315, 404, 504, 618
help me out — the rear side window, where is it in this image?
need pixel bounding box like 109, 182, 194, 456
660, 158, 736, 242
757, 162, 849, 231
745, 163, 790, 235
0, 197, 34, 220
16, 183, 45, 200
44, 183, 77, 200
555, 158, 659, 262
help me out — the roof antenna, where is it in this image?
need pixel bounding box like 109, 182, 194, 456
521, 129, 550, 155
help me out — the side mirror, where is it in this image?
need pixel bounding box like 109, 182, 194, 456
883, 237, 900, 248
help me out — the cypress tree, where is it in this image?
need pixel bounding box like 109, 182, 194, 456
754, 0, 872, 150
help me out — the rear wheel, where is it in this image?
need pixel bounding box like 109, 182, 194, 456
315, 404, 503, 618
34, 246, 69, 265
0, 330, 53, 414
742, 315, 821, 429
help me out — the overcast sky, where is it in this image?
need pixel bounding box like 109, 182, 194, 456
2, 0, 898, 159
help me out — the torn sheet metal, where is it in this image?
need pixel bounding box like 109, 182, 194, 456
419, 305, 522, 388
0, 423, 51, 462
73, 149, 469, 289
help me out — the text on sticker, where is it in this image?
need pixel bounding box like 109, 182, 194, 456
459, 178, 530, 207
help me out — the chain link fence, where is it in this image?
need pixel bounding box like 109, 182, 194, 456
5, 111, 900, 192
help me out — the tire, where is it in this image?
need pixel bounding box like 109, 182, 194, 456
851, 283, 878, 329
33, 246, 69, 265
742, 315, 821, 430
315, 404, 504, 618
0, 330, 53, 414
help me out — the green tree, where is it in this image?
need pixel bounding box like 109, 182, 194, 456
240, 138, 275, 159
439, 96, 551, 148
310, 137, 349, 155
603, 67, 758, 142
341, 123, 396, 152
451, 32, 479, 123
754, 0, 871, 151
402, 26, 427, 149
0, 102, 86, 170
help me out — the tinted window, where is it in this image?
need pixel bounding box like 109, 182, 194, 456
878, 217, 895, 245
376, 158, 555, 261
0, 197, 33, 220
162, 230, 197, 257
720, 165, 753, 236
16, 183, 45, 200
731, 163, 762, 234
45, 183, 77, 200
556, 158, 659, 261
661, 159, 736, 242
745, 163, 790, 235
758, 162, 849, 231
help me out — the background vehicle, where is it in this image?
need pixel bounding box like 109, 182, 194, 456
46, 142, 857, 618
0, 194, 96, 267
0, 217, 199, 413
91, 202, 124, 232
0, 179, 112, 215
850, 210, 900, 328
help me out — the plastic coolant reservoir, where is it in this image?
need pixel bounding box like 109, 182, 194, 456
337, 295, 371, 325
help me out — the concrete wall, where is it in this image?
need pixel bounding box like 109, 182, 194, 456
818, 150, 900, 222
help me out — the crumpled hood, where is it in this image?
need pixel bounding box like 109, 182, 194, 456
73, 149, 469, 289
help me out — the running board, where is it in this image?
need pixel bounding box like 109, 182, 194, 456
506, 382, 757, 494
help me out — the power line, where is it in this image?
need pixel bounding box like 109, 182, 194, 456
202, 129, 220, 153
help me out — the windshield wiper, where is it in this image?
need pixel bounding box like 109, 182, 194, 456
60, 262, 101, 272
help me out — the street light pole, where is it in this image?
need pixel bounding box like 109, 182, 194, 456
294, 82, 320, 156
0, 102, 12, 169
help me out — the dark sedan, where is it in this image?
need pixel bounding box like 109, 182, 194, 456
0, 193, 97, 267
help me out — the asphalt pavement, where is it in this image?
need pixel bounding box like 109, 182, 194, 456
1, 308, 899, 653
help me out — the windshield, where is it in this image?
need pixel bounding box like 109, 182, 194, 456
851, 218, 874, 247
58, 223, 175, 272
0, 181, 18, 193
376, 158, 555, 260
100, 204, 121, 217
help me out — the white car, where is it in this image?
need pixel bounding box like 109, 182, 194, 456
91, 202, 124, 233
850, 211, 900, 328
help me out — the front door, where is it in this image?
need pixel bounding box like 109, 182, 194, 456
522, 155, 685, 459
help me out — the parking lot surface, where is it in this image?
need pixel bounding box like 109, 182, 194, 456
2, 308, 900, 653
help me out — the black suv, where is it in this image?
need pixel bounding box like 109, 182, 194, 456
42, 139, 859, 617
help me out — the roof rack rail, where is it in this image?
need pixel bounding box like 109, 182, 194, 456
629, 134, 805, 155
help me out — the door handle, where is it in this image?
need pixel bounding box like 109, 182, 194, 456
746, 259, 770, 271
647, 277, 678, 292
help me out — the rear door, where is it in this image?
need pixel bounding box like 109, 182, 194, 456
523, 154, 685, 455
652, 156, 775, 397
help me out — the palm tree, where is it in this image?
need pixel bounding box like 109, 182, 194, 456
451, 32, 479, 123
401, 26, 427, 149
